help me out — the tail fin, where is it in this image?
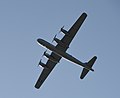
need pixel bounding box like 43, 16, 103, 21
80, 56, 97, 79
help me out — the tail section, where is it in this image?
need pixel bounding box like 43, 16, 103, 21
80, 56, 97, 79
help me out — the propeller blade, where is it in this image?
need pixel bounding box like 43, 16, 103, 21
41, 50, 47, 57
52, 34, 57, 42
52, 26, 65, 42
38, 59, 42, 67
43, 50, 47, 55
62, 25, 64, 29
58, 25, 65, 34
61, 26, 64, 31
41, 54, 44, 57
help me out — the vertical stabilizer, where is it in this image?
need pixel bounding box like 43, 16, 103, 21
80, 56, 97, 79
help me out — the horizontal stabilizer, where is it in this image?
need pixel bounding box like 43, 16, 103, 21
80, 56, 97, 79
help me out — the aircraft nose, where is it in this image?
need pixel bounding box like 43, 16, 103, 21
37, 38, 43, 45
37, 39, 39, 42
37, 38, 42, 42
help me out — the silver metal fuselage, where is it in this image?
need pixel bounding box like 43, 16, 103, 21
37, 38, 92, 71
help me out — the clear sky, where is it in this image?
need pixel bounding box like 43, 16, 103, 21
0, 0, 120, 98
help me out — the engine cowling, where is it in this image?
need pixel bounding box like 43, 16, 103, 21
38, 60, 48, 69
54, 38, 69, 48
44, 52, 58, 63
61, 28, 68, 35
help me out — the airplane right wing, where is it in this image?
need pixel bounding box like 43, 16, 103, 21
35, 52, 61, 89
60, 13, 87, 49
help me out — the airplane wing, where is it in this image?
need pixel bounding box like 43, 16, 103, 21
35, 52, 61, 89
61, 13, 87, 51
35, 13, 87, 89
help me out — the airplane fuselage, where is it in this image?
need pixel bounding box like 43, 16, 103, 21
37, 38, 94, 71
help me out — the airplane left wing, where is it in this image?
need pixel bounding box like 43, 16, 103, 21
60, 13, 87, 50
35, 52, 61, 89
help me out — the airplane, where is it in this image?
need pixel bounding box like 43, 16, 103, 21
35, 12, 97, 89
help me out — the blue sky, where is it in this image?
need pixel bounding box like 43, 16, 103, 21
0, 0, 120, 98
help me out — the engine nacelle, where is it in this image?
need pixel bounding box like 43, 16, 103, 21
54, 38, 69, 48
44, 52, 58, 63
61, 28, 68, 35
39, 61, 48, 69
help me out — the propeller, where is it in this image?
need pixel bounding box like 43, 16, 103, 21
59, 26, 64, 33
41, 53, 44, 58
51, 26, 65, 43
38, 59, 42, 67
41, 50, 47, 57
43, 50, 47, 56
38, 50, 47, 67
52, 34, 57, 42
52, 26, 65, 42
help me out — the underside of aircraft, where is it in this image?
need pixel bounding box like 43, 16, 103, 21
34, 12, 97, 89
